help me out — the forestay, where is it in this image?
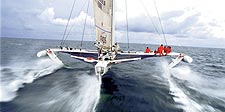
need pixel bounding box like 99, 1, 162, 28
93, 0, 113, 50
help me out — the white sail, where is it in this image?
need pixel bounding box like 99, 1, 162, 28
93, 0, 113, 50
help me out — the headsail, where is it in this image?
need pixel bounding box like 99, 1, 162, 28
93, 0, 113, 50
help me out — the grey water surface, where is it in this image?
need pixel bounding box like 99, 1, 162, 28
1, 37, 225, 112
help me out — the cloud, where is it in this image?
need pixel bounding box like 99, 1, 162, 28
115, 10, 200, 35
115, 7, 225, 42
38, 7, 55, 22
163, 12, 201, 35
161, 10, 185, 20
38, 7, 94, 26
2, 0, 225, 48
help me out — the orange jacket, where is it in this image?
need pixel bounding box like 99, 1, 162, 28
163, 47, 167, 53
167, 47, 171, 53
158, 46, 163, 53
145, 48, 151, 53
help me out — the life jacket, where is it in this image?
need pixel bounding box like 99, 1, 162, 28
145, 48, 150, 53
163, 47, 167, 53
166, 47, 171, 54
158, 46, 163, 53
167, 47, 171, 53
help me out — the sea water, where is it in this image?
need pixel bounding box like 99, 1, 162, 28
1, 37, 225, 112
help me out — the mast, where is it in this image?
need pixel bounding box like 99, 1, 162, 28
111, 0, 115, 49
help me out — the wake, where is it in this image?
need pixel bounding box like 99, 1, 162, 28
160, 61, 220, 112
1, 57, 102, 112
0, 58, 63, 102
39, 74, 101, 112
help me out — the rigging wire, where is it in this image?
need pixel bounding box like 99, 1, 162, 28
60, 0, 77, 46
140, 0, 161, 37
80, 0, 91, 48
89, 21, 95, 42
87, 3, 95, 43
63, 0, 89, 46
125, 0, 130, 51
153, 0, 168, 46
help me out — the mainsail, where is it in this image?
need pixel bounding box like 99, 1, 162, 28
93, 0, 113, 50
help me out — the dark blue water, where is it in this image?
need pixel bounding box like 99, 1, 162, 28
1, 37, 225, 112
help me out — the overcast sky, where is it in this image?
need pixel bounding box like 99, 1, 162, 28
1, 0, 225, 48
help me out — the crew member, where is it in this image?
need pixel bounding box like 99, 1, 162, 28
157, 44, 164, 56
165, 46, 172, 55
145, 47, 151, 53
114, 42, 120, 53
163, 46, 167, 55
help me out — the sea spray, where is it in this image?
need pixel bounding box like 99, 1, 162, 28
40, 74, 101, 112
159, 60, 204, 112
68, 75, 101, 112
171, 66, 225, 102
0, 58, 63, 102
169, 65, 223, 112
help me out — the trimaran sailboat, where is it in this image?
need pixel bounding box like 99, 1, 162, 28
37, 0, 193, 77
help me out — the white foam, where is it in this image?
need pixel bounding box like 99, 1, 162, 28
74, 75, 101, 112
160, 60, 220, 112
171, 65, 225, 102
0, 58, 63, 102
39, 74, 101, 112
168, 77, 204, 112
